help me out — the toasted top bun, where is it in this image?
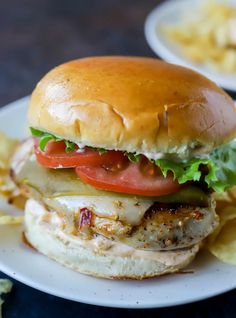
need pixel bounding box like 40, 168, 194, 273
29, 56, 236, 156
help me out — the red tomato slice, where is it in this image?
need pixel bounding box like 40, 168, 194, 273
75, 162, 183, 196
34, 140, 128, 169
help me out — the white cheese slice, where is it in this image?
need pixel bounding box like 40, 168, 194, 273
45, 195, 153, 226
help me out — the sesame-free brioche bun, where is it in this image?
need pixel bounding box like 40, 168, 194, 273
24, 199, 199, 279
28, 56, 236, 155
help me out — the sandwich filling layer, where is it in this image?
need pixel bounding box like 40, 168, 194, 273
25, 198, 201, 262
11, 139, 219, 252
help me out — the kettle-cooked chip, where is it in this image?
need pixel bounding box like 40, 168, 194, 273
0, 214, 24, 225
208, 217, 236, 265
163, 0, 236, 73
0, 132, 18, 170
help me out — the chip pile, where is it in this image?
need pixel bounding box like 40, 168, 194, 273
207, 187, 236, 265
0, 132, 25, 224
163, 0, 236, 73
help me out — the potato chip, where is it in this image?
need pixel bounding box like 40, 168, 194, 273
0, 131, 24, 204
0, 132, 18, 170
207, 205, 236, 242
0, 215, 24, 225
208, 218, 236, 265
0, 173, 16, 195
207, 185, 236, 265
7, 192, 27, 210
227, 185, 236, 200
213, 190, 232, 203
0, 131, 26, 224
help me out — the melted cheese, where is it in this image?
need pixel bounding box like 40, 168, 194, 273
45, 195, 153, 226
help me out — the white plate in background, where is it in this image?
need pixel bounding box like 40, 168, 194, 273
0, 97, 236, 308
144, 0, 236, 91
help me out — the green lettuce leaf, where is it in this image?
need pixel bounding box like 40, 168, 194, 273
30, 128, 105, 154
30, 128, 76, 153
156, 141, 236, 192
87, 146, 108, 155
125, 152, 142, 163
208, 141, 236, 191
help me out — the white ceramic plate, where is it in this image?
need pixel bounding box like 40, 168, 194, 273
144, 0, 236, 91
1, 97, 236, 309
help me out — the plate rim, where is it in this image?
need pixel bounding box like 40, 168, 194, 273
144, 0, 236, 92
1, 254, 236, 309
0, 95, 29, 114
0, 96, 236, 309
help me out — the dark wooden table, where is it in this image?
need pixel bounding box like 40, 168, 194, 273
0, 0, 236, 317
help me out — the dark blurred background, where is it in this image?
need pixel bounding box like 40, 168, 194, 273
0, 0, 159, 106
0, 0, 236, 317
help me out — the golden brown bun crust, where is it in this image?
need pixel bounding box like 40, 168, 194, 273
29, 56, 236, 155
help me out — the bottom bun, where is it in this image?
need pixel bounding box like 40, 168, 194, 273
24, 198, 199, 279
